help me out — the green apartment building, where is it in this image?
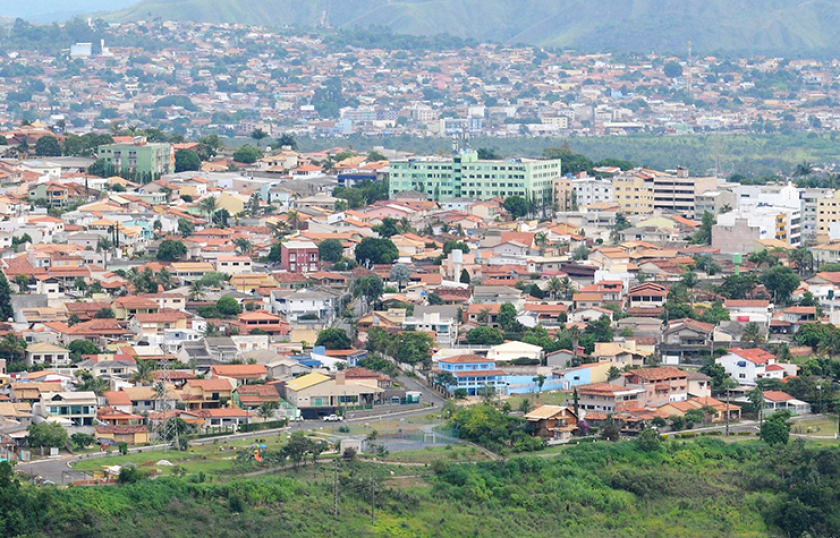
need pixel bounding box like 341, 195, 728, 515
389, 151, 562, 202
97, 138, 173, 178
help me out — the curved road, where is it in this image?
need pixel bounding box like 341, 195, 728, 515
18, 374, 443, 484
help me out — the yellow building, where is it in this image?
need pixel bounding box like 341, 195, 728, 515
217, 192, 250, 216
817, 190, 840, 243
612, 175, 654, 215
551, 177, 574, 211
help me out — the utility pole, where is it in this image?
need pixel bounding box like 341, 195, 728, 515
370, 476, 376, 526
333, 459, 339, 516
725, 384, 730, 437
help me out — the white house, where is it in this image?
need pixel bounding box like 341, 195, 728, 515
269, 288, 337, 323
486, 341, 544, 363
716, 347, 782, 386
25, 342, 70, 367
723, 299, 774, 326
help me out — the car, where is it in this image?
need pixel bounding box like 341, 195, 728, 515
322, 414, 343, 422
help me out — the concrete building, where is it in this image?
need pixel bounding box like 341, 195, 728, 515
646, 167, 718, 215
98, 137, 173, 177
389, 150, 561, 203
280, 240, 320, 273
817, 190, 840, 244
714, 204, 801, 252
612, 174, 653, 214
712, 218, 762, 254
572, 175, 613, 207
551, 177, 574, 211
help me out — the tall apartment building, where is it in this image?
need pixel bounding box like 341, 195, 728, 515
551, 177, 574, 211
816, 190, 840, 244
572, 174, 613, 207
645, 167, 718, 215
98, 137, 173, 177
612, 173, 654, 214
389, 150, 561, 203
715, 205, 801, 251
801, 188, 833, 246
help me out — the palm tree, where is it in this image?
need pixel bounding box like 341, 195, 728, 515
156, 268, 176, 291
740, 322, 766, 347
397, 216, 413, 234
199, 196, 218, 222
532, 374, 546, 401
130, 360, 156, 386
547, 277, 563, 300
188, 281, 207, 301
535, 232, 549, 256
719, 204, 733, 214
0, 334, 26, 364
568, 325, 581, 361
234, 238, 254, 256
794, 161, 814, 178
257, 401, 280, 420
476, 307, 492, 324
286, 210, 300, 231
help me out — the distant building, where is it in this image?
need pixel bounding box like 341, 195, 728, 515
98, 137, 173, 177
389, 150, 561, 203
280, 240, 320, 273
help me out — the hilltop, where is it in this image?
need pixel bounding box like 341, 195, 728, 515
107, 0, 840, 54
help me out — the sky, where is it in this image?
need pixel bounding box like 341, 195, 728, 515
0, 0, 136, 22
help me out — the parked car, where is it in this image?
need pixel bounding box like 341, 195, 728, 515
322, 414, 343, 422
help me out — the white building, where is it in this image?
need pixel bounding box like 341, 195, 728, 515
716, 347, 784, 386
486, 340, 544, 363
572, 176, 613, 207
269, 289, 337, 323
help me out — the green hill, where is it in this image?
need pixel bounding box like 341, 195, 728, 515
109, 0, 840, 54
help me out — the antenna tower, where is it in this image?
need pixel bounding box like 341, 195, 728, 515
154, 359, 179, 450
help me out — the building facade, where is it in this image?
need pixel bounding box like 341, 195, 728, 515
389, 151, 561, 203
98, 138, 173, 177
280, 240, 320, 273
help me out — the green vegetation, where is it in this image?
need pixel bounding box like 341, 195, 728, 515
113, 0, 840, 55
8, 436, 840, 537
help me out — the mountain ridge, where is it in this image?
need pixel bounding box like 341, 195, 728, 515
105, 0, 840, 54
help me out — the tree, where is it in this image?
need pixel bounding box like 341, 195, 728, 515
315, 328, 352, 350
94, 307, 115, 319
389, 264, 411, 291
233, 238, 253, 256
275, 133, 298, 150
216, 297, 241, 317
761, 266, 800, 304
0, 273, 13, 321
257, 401, 280, 420
392, 332, 433, 368
503, 196, 529, 218
373, 217, 400, 238
442, 241, 470, 256
34, 135, 61, 156
354, 237, 399, 265
68, 340, 98, 362
156, 239, 187, 261
199, 196, 218, 220
532, 374, 546, 399
759, 410, 792, 445
27, 421, 68, 448
283, 431, 314, 469
718, 273, 758, 300
691, 211, 715, 245
636, 427, 662, 452
740, 322, 766, 346
71, 432, 95, 449
353, 275, 384, 305
460, 268, 471, 284
466, 326, 505, 345
130, 359, 156, 385
663, 61, 683, 78
518, 398, 533, 414
318, 238, 344, 263
232, 145, 263, 164
477, 147, 501, 160
174, 149, 201, 172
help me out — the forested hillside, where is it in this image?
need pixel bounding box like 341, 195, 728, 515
3, 438, 838, 538
108, 0, 840, 54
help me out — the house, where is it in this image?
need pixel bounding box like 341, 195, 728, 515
524, 405, 579, 443
658, 396, 741, 423
687, 371, 712, 398
120, 386, 179, 414
660, 318, 716, 361
724, 299, 774, 326
716, 347, 779, 386
195, 408, 254, 429
233, 310, 290, 336
269, 288, 337, 323
280, 240, 320, 273
180, 378, 234, 410
465, 303, 501, 328
626, 282, 667, 316
554, 362, 613, 388
434, 354, 507, 396
403, 309, 459, 345
129, 309, 189, 336
592, 342, 648, 367
616, 366, 689, 406
762, 391, 812, 415
94, 425, 150, 446
280, 371, 385, 418
777, 306, 817, 334
486, 340, 544, 363
25, 342, 70, 367
209, 364, 268, 388
215, 256, 253, 275
576, 383, 645, 416
36, 391, 97, 426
